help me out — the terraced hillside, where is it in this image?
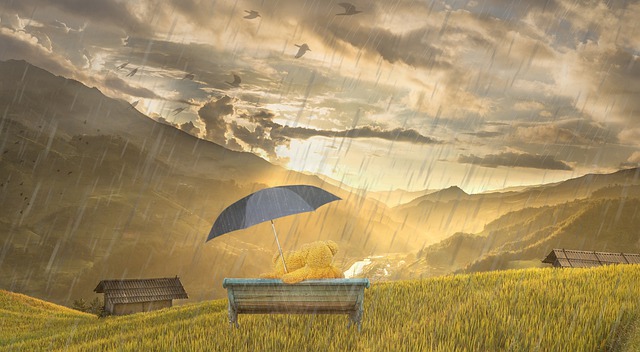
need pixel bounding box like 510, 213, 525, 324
2, 265, 640, 351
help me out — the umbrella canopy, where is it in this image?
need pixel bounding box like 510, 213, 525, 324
207, 185, 341, 241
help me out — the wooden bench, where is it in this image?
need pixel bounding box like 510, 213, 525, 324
222, 278, 370, 330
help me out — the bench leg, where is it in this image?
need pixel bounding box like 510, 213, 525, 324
348, 310, 363, 331
228, 304, 239, 328
348, 301, 364, 331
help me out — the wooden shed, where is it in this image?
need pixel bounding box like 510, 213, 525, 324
94, 277, 188, 315
542, 249, 640, 268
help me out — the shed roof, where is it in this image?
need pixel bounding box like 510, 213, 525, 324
94, 277, 188, 304
542, 249, 640, 268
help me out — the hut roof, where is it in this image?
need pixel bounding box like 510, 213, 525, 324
94, 277, 188, 304
542, 249, 640, 268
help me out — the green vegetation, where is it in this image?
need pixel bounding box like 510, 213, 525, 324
2, 265, 640, 351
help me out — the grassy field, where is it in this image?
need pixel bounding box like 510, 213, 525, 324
2, 265, 640, 351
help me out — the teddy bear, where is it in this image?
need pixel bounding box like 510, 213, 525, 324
260, 240, 344, 283
284, 240, 345, 283
259, 250, 306, 279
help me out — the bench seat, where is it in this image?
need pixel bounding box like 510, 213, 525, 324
222, 278, 370, 330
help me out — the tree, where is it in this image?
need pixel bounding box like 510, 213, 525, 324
72, 297, 105, 317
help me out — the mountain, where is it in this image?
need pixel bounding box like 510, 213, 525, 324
391, 168, 640, 242
0, 60, 420, 305
400, 184, 640, 279
403, 186, 468, 204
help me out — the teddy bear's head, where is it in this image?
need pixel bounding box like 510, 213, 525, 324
299, 240, 339, 268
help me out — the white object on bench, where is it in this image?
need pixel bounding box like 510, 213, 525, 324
222, 278, 370, 331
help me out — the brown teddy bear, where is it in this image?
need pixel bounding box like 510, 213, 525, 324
260, 240, 344, 283
259, 250, 306, 279
282, 240, 344, 284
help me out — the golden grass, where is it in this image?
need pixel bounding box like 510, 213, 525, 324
2, 265, 640, 351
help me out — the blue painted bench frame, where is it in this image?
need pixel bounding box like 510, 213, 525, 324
222, 278, 370, 330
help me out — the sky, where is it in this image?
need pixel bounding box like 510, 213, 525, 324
0, 0, 638, 193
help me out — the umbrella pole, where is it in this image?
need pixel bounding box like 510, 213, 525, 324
270, 220, 288, 273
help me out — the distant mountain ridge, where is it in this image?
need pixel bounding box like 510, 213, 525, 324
390, 167, 640, 242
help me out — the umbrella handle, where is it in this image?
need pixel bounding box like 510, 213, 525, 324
271, 220, 288, 273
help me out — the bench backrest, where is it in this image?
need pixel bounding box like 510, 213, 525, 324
223, 278, 370, 315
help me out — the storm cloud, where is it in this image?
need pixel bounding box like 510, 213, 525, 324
197, 100, 440, 159
458, 152, 573, 171
198, 95, 234, 145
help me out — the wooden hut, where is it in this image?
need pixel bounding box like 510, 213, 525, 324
542, 249, 640, 268
94, 277, 188, 315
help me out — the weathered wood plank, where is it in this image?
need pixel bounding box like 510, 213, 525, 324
223, 278, 369, 331
234, 297, 358, 304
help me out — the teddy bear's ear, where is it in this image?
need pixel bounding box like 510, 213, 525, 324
326, 240, 339, 255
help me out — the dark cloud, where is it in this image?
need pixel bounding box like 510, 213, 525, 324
463, 131, 504, 138
1, 0, 149, 35
167, 0, 221, 30
176, 99, 200, 106
179, 121, 200, 136
458, 152, 573, 170
196, 99, 440, 158
327, 24, 450, 71
594, 49, 640, 127
102, 75, 164, 99
274, 125, 440, 144
478, 0, 560, 19
512, 120, 618, 146
197, 95, 234, 144
230, 122, 287, 159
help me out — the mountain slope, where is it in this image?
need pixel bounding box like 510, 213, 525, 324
392, 167, 640, 241
403, 187, 640, 278
465, 197, 640, 273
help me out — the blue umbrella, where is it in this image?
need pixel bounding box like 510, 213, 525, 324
207, 185, 341, 272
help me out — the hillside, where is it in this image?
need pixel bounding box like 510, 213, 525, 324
2, 265, 640, 351
0, 60, 421, 305
401, 187, 640, 279
392, 168, 640, 242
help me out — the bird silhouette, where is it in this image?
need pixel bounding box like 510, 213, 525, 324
244, 10, 261, 19
126, 68, 138, 77
116, 62, 129, 69
336, 2, 362, 15
182, 73, 195, 80
226, 74, 241, 87
172, 107, 187, 115
294, 44, 311, 58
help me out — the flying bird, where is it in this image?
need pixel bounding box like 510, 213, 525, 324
126, 67, 138, 77
226, 73, 241, 87
244, 10, 261, 19
294, 43, 311, 58
336, 2, 362, 16
116, 62, 129, 69
182, 73, 195, 80
172, 107, 187, 115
